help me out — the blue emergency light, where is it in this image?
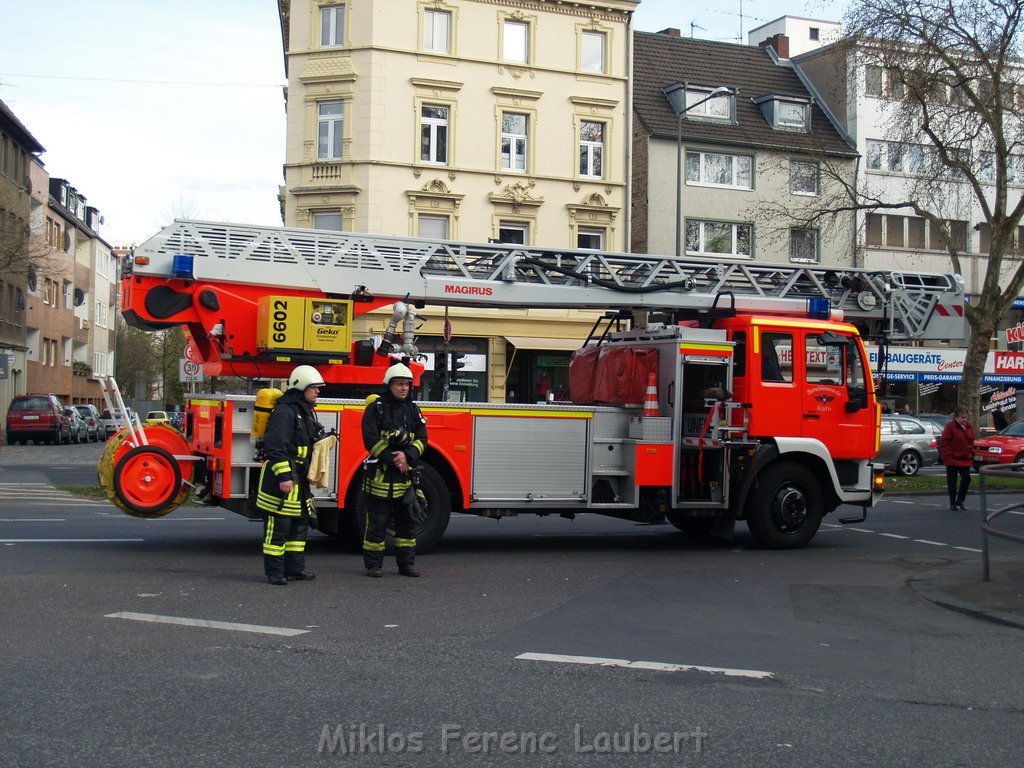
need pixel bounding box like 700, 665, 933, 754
806, 297, 830, 320
171, 254, 195, 279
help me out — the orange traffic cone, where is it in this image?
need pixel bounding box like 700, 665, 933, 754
643, 373, 659, 417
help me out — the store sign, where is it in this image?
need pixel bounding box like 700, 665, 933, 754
865, 346, 1024, 384
1007, 323, 1024, 344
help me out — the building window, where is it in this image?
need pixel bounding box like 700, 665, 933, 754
685, 151, 752, 189
809, 27, 820, 41
886, 216, 906, 247
581, 30, 605, 73
685, 88, 732, 121
320, 4, 345, 48
317, 101, 344, 160
777, 101, 808, 130
790, 160, 819, 195
865, 65, 883, 97
420, 105, 449, 164
579, 121, 604, 178
313, 211, 343, 231
503, 20, 528, 63
501, 113, 527, 172
789, 228, 819, 263
498, 222, 528, 244
423, 8, 451, 53
62, 280, 72, 309
96, 301, 108, 329
577, 227, 604, 250
418, 215, 449, 239
685, 220, 752, 257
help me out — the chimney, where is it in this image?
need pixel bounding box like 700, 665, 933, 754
658, 27, 681, 37
758, 34, 790, 59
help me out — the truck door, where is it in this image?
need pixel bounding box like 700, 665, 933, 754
800, 331, 875, 459
748, 328, 801, 439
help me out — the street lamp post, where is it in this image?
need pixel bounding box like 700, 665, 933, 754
661, 84, 734, 258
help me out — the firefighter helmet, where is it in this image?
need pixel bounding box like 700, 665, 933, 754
287, 365, 326, 391
383, 363, 413, 384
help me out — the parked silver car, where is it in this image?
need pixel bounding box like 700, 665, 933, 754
74, 404, 101, 442
64, 407, 89, 444
876, 415, 939, 476
98, 408, 134, 439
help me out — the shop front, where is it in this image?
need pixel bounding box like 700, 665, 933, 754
868, 346, 1022, 429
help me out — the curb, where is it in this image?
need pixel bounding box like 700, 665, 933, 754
908, 575, 1024, 631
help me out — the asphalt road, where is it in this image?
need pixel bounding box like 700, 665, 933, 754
2, 441, 1023, 767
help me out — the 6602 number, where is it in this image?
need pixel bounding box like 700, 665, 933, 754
272, 299, 288, 343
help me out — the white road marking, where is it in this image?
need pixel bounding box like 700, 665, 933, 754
846, 527, 875, 533
0, 518, 66, 522
105, 611, 309, 637
516, 652, 774, 680
0, 538, 144, 543
913, 539, 947, 546
889, 500, 916, 504
878, 533, 909, 539
953, 546, 983, 553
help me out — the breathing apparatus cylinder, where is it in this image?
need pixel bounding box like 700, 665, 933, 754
250, 387, 284, 445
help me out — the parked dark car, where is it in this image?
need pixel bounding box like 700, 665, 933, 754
74, 404, 101, 442
6, 394, 72, 445
875, 415, 939, 476
64, 407, 89, 444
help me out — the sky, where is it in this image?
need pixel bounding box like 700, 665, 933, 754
1, 0, 847, 246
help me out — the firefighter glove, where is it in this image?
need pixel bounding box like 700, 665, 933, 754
388, 428, 412, 447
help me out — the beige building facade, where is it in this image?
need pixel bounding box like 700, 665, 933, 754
278, 0, 637, 402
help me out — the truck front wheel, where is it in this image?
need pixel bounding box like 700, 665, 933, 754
746, 463, 823, 549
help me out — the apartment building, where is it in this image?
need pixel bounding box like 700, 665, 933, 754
25, 176, 116, 408
0, 100, 42, 424
631, 31, 857, 265
277, 0, 637, 402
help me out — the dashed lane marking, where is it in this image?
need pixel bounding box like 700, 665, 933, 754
105, 611, 309, 637
0, 518, 66, 522
879, 533, 909, 540
913, 539, 947, 546
516, 652, 775, 680
954, 546, 984, 553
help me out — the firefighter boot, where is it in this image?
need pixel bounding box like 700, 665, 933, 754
285, 551, 315, 581
265, 555, 287, 586
397, 547, 420, 578
364, 549, 384, 578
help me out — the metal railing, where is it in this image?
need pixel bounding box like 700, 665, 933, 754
978, 464, 1024, 581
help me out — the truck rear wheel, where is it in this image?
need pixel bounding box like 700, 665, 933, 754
745, 463, 823, 549
342, 463, 452, 554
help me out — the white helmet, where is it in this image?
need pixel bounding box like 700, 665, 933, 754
287, 364, 326, 391
383, 363, 414, 385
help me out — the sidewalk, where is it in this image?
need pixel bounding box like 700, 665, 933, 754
910, 557, 1024, 630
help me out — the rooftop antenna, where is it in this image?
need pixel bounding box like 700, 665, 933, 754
690, 21, 706, 38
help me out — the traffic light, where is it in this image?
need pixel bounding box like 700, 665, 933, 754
436, 350, 449, 374
450, 351, 467, 372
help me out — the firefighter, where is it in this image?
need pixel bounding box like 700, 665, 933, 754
256, 364, 325, 585
361, 362, 428, 578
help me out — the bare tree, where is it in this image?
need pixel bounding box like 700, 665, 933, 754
767, 0, 1023, 421
0, 186, 65, 290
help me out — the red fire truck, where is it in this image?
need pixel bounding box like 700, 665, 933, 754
101, 220, 965, 550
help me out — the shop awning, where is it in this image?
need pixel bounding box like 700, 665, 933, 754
504, 336, 585, 352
